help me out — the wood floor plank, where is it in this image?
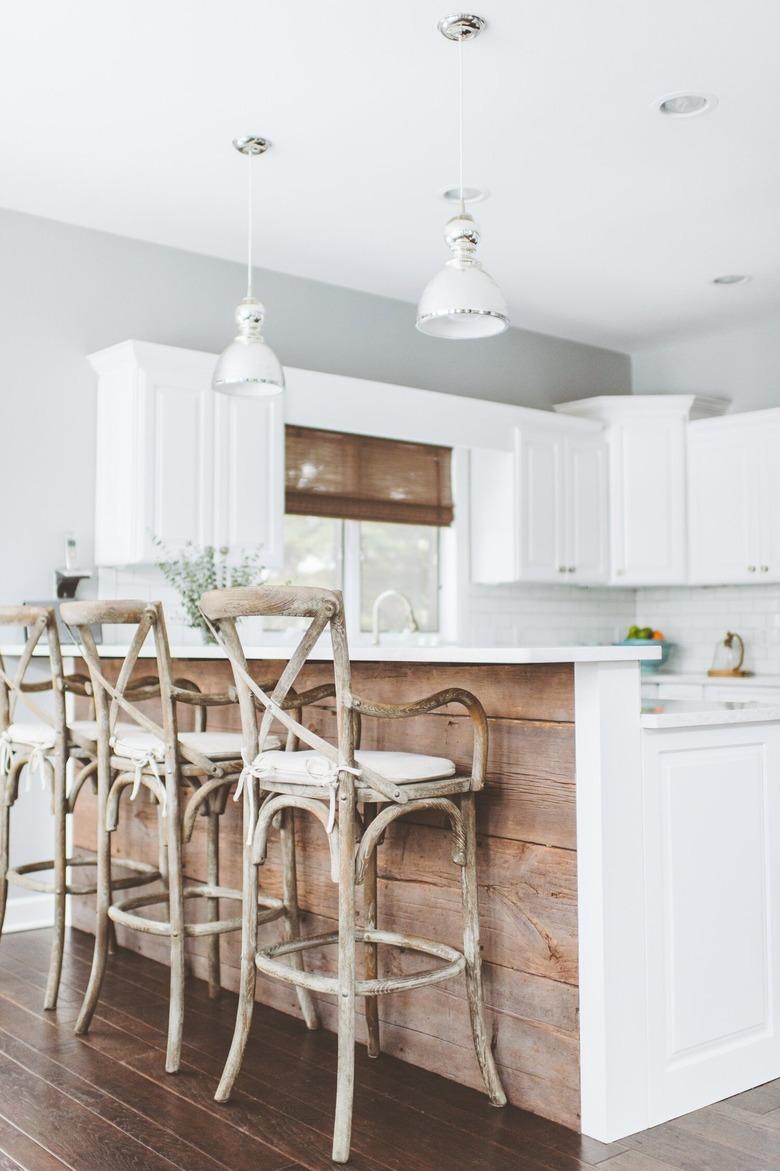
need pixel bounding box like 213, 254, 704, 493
0, 1114, 69, 1171
0, 998, 283, 1171
624, 1120, 773, 1171
0, 1044, 191, 1171
598, 1152, 680, 1170
722, 1078, 780, 1115
673, 1102, 780, 1165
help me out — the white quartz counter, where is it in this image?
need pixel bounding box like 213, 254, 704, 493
1, 642, 662, 665
641, 698, 780, 729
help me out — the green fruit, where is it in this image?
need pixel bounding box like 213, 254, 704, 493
627, 625, 640, 638
638, 626, 653, 640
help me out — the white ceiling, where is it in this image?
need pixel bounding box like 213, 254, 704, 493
2, 0, 780, 350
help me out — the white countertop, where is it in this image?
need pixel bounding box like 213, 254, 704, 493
644, 671, 780, 688
641, 698, 780, 729
0, 642, 662, 666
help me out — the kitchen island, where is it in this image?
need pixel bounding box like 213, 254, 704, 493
52, 642, 654, 1141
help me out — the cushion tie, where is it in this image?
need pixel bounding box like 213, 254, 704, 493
110, 735, 166, 816
237, 750, 361, 842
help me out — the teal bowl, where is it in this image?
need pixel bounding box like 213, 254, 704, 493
618, 637, 674, 674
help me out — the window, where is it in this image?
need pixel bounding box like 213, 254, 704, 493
266, 426, 453, 641
358, 521, 439, 633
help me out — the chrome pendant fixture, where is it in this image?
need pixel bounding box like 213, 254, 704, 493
416, 14, 509, 340
213, 135, 284, 397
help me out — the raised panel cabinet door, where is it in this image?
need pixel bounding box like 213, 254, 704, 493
642, 724, 780, 1125
757, 423, 780, 580
213, 393, 284, 568
565, 435, 609, 583
609, 419, 687, 585
144, 373, 213, 560
515, 428, 565, 581
687, 422, 759, 584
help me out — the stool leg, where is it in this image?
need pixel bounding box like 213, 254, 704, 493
363, 802, 380, 1059
459, 792, 506, 1107
280, 807, 319, 1030
165, 777, 186, 1074
216, 782, 258, 1102
45, 757, 67, 1010
75, 744, 111, 1037
206, 805, 220, 1001
333, 778, 357, 1165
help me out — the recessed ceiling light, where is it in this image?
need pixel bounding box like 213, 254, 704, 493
712, 273, 751, 285
441, 185, 489, 204
657, 92, 716, 118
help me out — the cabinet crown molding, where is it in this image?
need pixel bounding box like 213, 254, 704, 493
554, 394, 729, 423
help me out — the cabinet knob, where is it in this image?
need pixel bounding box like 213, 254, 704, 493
748, 565, 757, 572
616, 568, 625, 576
761, 565, 769, 573
567, 566, 576, 573
558, 566, 566, 574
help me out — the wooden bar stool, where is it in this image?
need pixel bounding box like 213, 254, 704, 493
200, 585, 506, 1165
61, 598, 319, 1073
0, 604, 159, 1009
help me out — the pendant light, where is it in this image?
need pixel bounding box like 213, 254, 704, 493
416, 14, 509, 340
213, 135, 284, 396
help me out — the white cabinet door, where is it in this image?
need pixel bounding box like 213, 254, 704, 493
516, 429, 566, 581
688, 421, 759, 584
143, 366, 214, 561
213, 393, 284, 568
92, 341, 215, 565
758, 422, 780, 580
565, 434, 609, 583
643, 723, 780, 1124
609, 419, 687, 585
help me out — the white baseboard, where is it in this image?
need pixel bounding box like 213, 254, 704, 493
2, 893, 54, 934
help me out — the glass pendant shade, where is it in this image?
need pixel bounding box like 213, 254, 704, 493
213, 297, 284, 397
416, 212, 509, 339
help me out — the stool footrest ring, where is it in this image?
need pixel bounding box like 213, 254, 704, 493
108, 885, 284, 938
254, 928, 466, 997
6, 854, 160, 895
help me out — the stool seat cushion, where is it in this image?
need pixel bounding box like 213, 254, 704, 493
69, 719, 134, 745
4, 722, 56, 751
260, 748, 457, 784
112, 729, 280, 762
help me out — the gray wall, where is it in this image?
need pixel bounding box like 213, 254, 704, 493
0, 206, 629, 601
632, 314, 780, 412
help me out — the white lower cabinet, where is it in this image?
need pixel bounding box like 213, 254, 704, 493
642, 721, 780, 1123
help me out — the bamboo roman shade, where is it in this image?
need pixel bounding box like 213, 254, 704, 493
285, 425, 454, 526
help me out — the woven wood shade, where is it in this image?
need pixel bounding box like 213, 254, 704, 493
285, 425, 454, 527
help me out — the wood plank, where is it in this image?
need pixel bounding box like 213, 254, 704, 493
0, 1122, 58, 1171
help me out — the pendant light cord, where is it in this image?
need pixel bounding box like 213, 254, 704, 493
246, 152, 254, 300
458, 36, 464, 213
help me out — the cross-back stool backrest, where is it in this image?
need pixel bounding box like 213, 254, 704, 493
199, 586, 401, 803
0, 605, 66, 736
199, 584, 353, 755
59, 598, 180, 754
60, 599, 229, 779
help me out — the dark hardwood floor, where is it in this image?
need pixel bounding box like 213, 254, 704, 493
0, 930, 776, 1170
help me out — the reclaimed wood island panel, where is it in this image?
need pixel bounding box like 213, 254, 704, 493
71, 657, 581, 1128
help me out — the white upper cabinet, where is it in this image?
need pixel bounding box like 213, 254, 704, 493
90, 341, 284, 567
213, 392, 284, 566
688, 411, 780, 584
556, 395, 725, 586
470, 419, 608, 584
